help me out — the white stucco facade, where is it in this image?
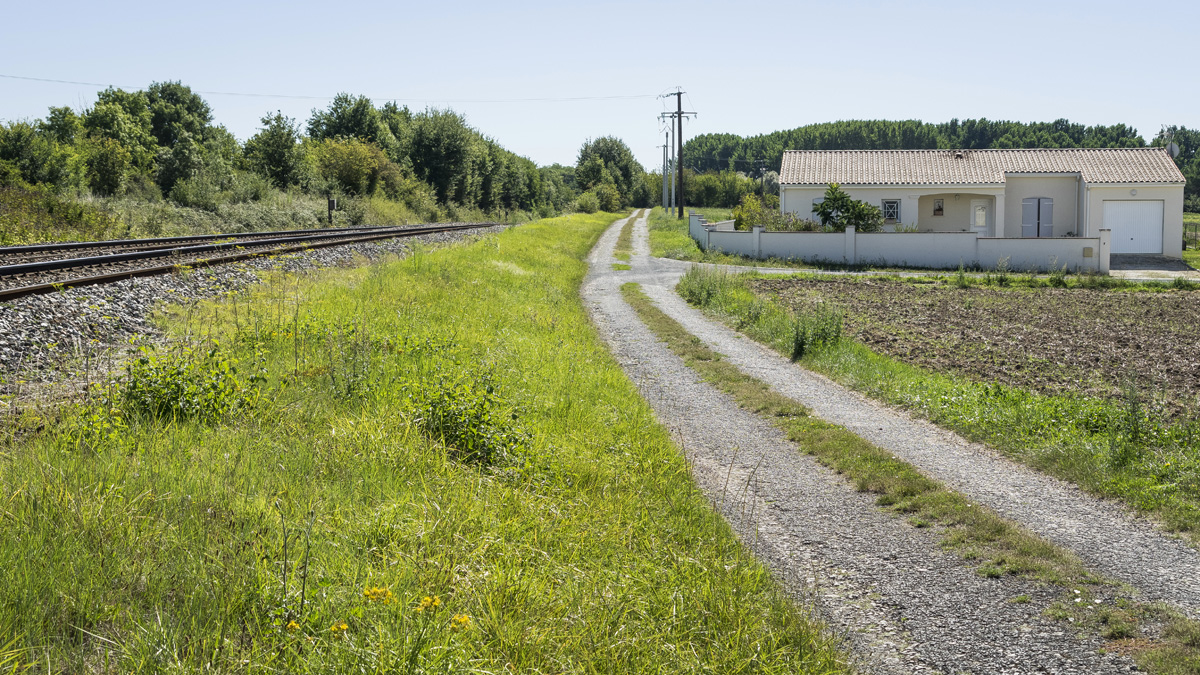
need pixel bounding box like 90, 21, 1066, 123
780, 175, 1184, 258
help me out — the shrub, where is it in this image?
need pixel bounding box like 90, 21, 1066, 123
594, 182, 622, 211
575, 190, 600, 214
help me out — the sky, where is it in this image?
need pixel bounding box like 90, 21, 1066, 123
2, 0, 1198, 172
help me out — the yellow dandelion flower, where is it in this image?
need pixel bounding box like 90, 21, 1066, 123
451, 614, 471, 631
330, 621, 349, 634
286, 620, 300, 632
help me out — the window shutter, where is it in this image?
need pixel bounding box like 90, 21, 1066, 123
1022, 198, 1037, 226
1039, 198, 1054, 225
1022, 198, 1037, 237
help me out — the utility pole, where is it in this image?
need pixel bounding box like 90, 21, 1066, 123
661, 132, 669, 209
658, 88, 695, 219
677, 92, 684, 219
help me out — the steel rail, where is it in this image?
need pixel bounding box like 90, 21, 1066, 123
0, 224, 493, 278
0, 223, 496, 303
0, 224, 403, 256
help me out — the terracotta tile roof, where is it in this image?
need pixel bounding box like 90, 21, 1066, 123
778, 148, 1186, 186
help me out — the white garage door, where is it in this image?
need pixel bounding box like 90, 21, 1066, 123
1103, 200, 1164, 254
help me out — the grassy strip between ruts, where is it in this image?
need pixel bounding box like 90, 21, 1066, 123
676, 266, 1200, 541
613, 208, 640, 261
0, 213, 848, 673
621, 281, 1200, 674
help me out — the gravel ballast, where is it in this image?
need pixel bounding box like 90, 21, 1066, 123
583, 213, 1141, 673
0, 225, 499, 394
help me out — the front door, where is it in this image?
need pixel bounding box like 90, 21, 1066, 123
970, 200, 989, 236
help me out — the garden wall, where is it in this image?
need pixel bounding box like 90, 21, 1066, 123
687, 213, 1110, 273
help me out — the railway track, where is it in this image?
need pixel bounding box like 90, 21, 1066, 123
0, 223, 496, 303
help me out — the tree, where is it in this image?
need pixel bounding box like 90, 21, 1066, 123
311, 137, 389, 196
39, 107, 83, 145
85, 137, 132, 196
154, 131, 205, 193
409, 108, 475, 203
575, 136, 643, 206
307, 94, 396, 153
83, 95, 156, 169
812, 183, 883, 232
245, 112, 302, 188
146, 81, 212, 148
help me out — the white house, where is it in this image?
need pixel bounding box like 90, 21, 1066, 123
778, 148, 1186, 257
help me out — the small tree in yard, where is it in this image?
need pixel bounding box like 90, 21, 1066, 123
813, 183, 884, 232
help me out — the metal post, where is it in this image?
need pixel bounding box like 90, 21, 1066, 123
327, 197, 336, 225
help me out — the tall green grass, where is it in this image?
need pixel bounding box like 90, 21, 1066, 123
677, 266, 843, 359
678, 266, 1200, 542
0, 214, 846, 673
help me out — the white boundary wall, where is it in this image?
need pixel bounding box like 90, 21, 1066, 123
687, 214, 1109, 273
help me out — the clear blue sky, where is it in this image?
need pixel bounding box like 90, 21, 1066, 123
2, 0, 1197, 172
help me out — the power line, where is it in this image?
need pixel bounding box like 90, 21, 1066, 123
0, 73, 660, 104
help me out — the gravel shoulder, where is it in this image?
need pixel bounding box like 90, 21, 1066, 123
584, 213, 1137, 674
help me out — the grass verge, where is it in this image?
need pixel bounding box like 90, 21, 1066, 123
622, 279, 1200, 673
676, 266, 1200, 542
0, 213, 846, 673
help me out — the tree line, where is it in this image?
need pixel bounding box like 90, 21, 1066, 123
681, 119, 1200, 210
0, 82, 606, 226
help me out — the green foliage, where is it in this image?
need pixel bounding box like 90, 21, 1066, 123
146, 80, 213, 148
574, 190, 600, 213
411, 373, 531, 467
39, 106, 83, 145
683, 118, 1149, 175
307, 93, 397, 154
0, 172, 122, 244
310, 137, 392, 196
812, 183, 884, 232
112, 344, 265, 424
84, 137, 132, 196
575, 136, 644, 208
244, 112, 303, 188
677, 266, 842, 359
2, 82, 567, 238
594, 182, 621, 212
686, 169, 758, 207
1155, 125, 1200, 202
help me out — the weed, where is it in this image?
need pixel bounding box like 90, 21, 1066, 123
409, 373, 531, 467
112, 343, 265, 424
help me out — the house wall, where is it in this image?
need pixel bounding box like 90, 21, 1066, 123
915, 194, 996, 232
1084, 184, 1184, 258
780, 185, 1005, 230
1001, 175, 1080, 237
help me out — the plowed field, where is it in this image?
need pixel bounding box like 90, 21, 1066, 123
753, 278, 1200, 418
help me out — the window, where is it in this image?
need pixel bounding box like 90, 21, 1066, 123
881, 199, 901, 223
811, 197, 823, 219
933, 199, 944, 216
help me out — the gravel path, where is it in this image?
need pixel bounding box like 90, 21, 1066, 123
584, 213, 1138, 674
631, 217, 1200, 618
0, 225, 499, 395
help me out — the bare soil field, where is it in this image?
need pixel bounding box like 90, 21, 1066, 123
753, 278, 1200, 418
